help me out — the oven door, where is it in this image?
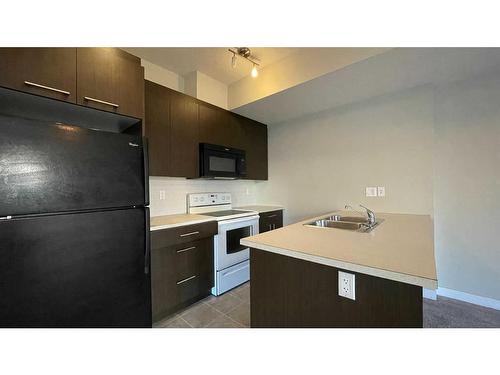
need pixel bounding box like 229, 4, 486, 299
200, 144, 245, 178
214, 215, 259, 271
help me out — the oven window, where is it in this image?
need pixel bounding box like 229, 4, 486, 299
226, 226, 251, 254
209, 156, 236, 173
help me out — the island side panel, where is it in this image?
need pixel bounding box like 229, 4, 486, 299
250, 248, 423, 328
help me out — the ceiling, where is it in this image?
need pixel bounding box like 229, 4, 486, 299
123, 47, 299, 84
233, 48, 500, 125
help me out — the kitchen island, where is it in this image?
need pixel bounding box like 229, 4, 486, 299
240, 211, 437, 328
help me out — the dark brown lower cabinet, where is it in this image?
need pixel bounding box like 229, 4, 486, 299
259, 210, 283, 233
151, 222, 217, 322
250, 248, 423, 328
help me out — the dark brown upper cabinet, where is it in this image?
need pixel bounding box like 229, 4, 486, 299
0, 48, 77, 103
198, 103, 245, 149
77, 48, 144, 119
145, 80, 171, 176
144, 81, 268, 180
169, 90, 199, 178
240, 116, 268, 180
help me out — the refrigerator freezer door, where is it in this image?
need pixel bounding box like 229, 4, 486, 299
0, 208, 151, 327
0, 115, 147, 217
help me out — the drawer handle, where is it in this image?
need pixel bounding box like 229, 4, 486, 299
177, 275, 197, 285
24, 81, 70, 96
267, 214, 277, 218
179, 231, 199, 238
84, 96, 119, 108
176, 246, 196, 253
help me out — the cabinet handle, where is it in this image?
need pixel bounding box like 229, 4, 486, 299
177, 275, 197, 285
176, 246, 196, 253
180, 231, 199, 237
267, 214, 277, 218
84, 96, 119, 108
24, 81, 70, 96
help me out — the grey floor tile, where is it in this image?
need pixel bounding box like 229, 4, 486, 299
206, 292, 243, 314
230, 283, 250, 303
153, 314, 180, 328
181, 302, 224, 328
205, 314, 244, 328
226, 302, 251, 327
161, 317, 192, 328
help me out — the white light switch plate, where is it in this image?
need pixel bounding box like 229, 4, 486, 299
159, 190, 166, 200
377, 186, 385, 197
366, 187, 378, 197
338, 271, 356, 300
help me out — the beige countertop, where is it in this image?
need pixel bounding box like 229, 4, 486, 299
150, 214, 215, 231
240, 211, 438, 289
235, 205, 284, 213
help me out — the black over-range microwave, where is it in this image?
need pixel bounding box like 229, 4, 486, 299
199, 143, 246, 179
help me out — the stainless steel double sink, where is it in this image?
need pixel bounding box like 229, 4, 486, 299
304, 214, 383, 233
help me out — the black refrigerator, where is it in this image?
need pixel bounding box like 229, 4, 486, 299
0, 99, 151, 327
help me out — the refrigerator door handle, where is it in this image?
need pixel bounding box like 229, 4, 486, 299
144, 208, 151, 274
143, 137, 150, 206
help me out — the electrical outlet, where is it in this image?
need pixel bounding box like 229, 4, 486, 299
338, 271, 356, 300
365, 187, 378, 197
377, 186, 385, 197
159, 190, 166, 200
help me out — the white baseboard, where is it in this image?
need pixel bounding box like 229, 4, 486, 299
423, 288, 437, 300
436, 287, 500, 311
423, 287, 500, 311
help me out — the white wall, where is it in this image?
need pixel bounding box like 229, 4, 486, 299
142, 60, 184, 92
257, 69, 500, 302
257, 86, 435, 224
149, 177, 257, 217
433, 71, 500, 301
183, 71, 228, 109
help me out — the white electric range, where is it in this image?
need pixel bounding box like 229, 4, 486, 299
187, 192, 259, 296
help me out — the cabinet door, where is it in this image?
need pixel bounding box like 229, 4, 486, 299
259, 210, 283, 233
241, 118, 268, 180
198, 103, 243, 148
0, 48, 76, 102
77, 48, 144, 119
198, 102, 225, 146
170, 91, 199, 178
145, 80, 171, 176
151, 236, 214, 322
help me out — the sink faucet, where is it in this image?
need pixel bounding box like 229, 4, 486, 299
344, 204, 376, 226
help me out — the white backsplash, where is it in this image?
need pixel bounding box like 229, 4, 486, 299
149, 177, 259, 217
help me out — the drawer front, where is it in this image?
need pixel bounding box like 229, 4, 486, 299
151, 232, 215, 322
174, 238, 213, 283
176, 270, 212, 306
259, 210, 283, 233
151, 221, 217, 248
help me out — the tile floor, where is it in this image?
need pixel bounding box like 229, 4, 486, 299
154, 282, 250, 328
154, 282, 500, 328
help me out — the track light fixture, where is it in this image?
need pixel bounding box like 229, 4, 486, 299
228, 47, 260, 78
